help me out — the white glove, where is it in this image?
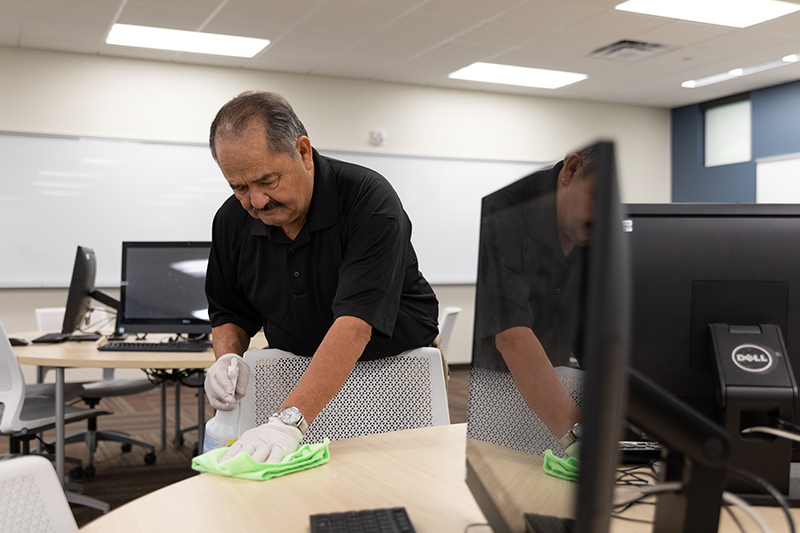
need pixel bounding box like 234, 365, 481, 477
204, 353, 250, 411
220, 417, 303, 464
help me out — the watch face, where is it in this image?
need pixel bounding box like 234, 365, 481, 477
279, 407, 301, 425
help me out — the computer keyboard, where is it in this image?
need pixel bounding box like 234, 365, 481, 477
97, 340, 211, 352
619, 440, 663, 464
310, 507, 415, 533
524, 513, 576, 533
31, 332, 70, 343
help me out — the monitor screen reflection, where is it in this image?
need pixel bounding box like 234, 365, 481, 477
466, 146, 599, 533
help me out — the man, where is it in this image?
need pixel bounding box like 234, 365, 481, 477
203, 91, 439, 463
472, 147, 596, 454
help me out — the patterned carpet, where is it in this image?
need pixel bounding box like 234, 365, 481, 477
2, 367, 470, 527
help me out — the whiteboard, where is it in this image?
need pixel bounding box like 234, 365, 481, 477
321, 150, 545, 284
0, 132, 544, 287
757, 153, 800, 203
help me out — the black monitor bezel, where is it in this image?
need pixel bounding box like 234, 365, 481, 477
117, 241, 212, 336
61, 245, 97, 334
465, 140, 631, 533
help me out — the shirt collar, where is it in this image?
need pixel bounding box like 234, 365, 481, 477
248, 147, 339, 241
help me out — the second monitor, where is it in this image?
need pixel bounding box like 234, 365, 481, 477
116, 241, 212, 337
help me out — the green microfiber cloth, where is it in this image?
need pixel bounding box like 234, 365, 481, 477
542, 449, 580, 482
191, 439, 330, 480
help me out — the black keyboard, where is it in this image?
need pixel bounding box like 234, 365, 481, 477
32, 332, 70, 343
525, 513, 576, 533
310, 507, 415, 533
619, 440, 663, 463
32, 332, 103, 343
98, 341, 211, 352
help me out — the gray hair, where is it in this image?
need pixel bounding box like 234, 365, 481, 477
209, 91, 308, 161
575, 144, 598, 178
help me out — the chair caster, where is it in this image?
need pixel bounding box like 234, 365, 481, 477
69, 466, 83, 479
121, 443, 133, 452
144, 452, 157, 465
192, 442, 200, 457
84, 465, 96, 478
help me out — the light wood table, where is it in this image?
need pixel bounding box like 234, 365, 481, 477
75, 421, 800, 533
13, 331, 218, 511
80, 424, 487, 532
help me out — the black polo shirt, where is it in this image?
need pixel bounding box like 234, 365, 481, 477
205, 148, 439, 360
472, 161, 586, 371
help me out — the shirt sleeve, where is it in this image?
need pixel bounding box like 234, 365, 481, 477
205, 200, 264, 337
331, 177, 408, 338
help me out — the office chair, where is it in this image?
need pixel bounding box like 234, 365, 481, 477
0, 319, 111, 474
438, 306, 462, 355
466, 366, 584, 457
239, 347, 450, 443
0, 455, 79, 533
34, 307, 157, 477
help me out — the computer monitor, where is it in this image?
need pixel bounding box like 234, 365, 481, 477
466, 140, 630, 533
116, 241, 212, 336
62, 246, 119, 337
624, 203, 800, 420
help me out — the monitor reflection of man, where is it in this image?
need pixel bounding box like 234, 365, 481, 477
473, 147, 596, 456
202, 91, 440, 464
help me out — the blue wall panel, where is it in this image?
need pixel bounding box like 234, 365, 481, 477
671, 104, 756, 202
751, 80, 800, 159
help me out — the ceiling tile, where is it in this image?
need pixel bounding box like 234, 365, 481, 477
117, 4, 213, 31
452, 22, 544, 51
278, 23, 369, 50
415, 0, 535, 22
256, 42, 341, 66
20, 17, 107, 48
632, 20, 736, 48
492, 0, 607, 30
21, 0, 121, 23
302, 1, 414, 31
380, 11, 481, 43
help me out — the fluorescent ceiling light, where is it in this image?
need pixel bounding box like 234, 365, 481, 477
449, 62, 587, 89
682, 54, 799, 88
615, 0, 800, 28
106, 24, 269, 58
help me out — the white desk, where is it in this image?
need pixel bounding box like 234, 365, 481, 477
13, 332, 217, 510
75, 423, 800, 532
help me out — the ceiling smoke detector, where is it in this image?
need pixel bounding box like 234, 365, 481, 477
590, 40, 669, 62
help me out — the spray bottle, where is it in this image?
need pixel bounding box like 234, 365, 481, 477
202, 358, 241, 453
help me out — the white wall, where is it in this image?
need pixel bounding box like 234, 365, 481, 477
0, 46, 671, 368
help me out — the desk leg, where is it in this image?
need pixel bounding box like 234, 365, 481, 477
160, 381, 167, 450
55, 367, 65, 487
197, 373, 205, 450
174, 379, 181, 448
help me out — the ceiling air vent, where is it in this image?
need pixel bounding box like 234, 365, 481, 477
590, 40, 669, 62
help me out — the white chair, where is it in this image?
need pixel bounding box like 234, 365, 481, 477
33, 307, 157, 477
438, 306, 462, 355
0, 455, 78, 533
35, 307, 68, 332
239, 348, 450, 443
0, 318, 111, 469
466, 366, 584, 457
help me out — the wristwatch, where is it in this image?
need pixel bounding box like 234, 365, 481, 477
559, 422, 582, 449
272, 406, 309, 435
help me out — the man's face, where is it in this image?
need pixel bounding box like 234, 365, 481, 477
557, 155, 596, 250
215, 120, 314, 237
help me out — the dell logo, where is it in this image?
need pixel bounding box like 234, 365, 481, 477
731, 344, 773, 373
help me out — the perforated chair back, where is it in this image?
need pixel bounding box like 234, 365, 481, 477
239, 347, 450, 443
438, 306, 462, 355
0, 455, 79, 533
0, 320, 26, 434
466, 366, 584, 457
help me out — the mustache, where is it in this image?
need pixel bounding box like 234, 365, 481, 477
252, 199, 284, 214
